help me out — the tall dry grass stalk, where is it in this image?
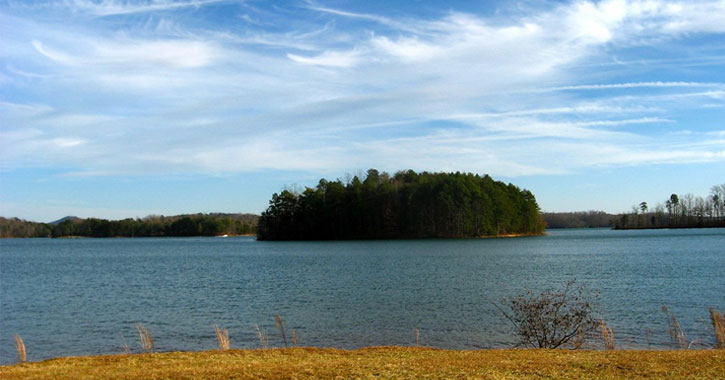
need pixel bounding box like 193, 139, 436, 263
661, 305, 687, 349
13, 334, 26, 363
136, 323, 154, 351
291, 330, 299, 346
600, 320, 615, 350
120, 333, 130, 354
710, 307, 725, 348
572, 327, 583, 349
214, 325, 230, 351
275, 314, 287, 347
255, 324, 269, 348
415, 327, 421, 346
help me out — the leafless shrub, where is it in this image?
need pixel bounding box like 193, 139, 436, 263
13, 334, 26, 363
492, 280, 599, 348
214, 325, 230, 350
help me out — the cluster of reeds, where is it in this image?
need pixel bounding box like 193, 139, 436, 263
8, 306, 725, 363
255, 324, 269, 348
661, 305, 692, 349
13, 334, 26, 363
600, 320, 615, 350
136, 323, 154, 352
275, 314, 287, 347
710, 308, 725, 349
291, 330, 299, 346
214, 325, 230, 351
119, 333, 130, 354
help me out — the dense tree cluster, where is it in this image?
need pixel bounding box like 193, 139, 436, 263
257, 169, 544, 240
0, 217, 53, 238
614, 183, 725, 229
542, 211, 616, 229
0, 214, 257, 238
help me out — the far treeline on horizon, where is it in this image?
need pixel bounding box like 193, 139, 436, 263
1, 171, 724, 239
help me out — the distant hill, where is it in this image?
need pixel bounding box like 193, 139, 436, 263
542, 211, 616, 229
50, 216, 81, 225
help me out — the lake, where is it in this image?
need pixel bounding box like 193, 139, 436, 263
1, 228, 723, 363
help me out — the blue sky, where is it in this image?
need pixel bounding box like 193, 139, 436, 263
1, 0, 724, 222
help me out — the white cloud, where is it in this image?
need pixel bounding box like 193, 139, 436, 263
287, 49, 362, 68
550, 81, 725, 91
33, 38, 219, 68
61, 0, 229, 16
53, 137, 86, 148
2, 0, 725, 181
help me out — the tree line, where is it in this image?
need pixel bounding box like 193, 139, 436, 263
614, 182, 725, 229
542, 211, 617, 229
0, 214, 258, 238
257, 169, 545, 240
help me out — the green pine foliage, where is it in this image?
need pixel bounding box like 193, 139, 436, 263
257, 169, 544, 240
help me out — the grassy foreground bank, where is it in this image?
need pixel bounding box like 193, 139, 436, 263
2, 347, 724, 380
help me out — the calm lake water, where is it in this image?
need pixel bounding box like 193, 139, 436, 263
1, 228, 724, 363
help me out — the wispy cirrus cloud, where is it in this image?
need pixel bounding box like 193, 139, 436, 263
31, 38, 220, 68
287, 49, 362, 68
2, 0, 725, 218
549, 82, 725, 91
60, 0, 231, 16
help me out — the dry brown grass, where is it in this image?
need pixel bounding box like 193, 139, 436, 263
1, 347, 723, 380
710, 308, 725, 348
13, 334, 26, 363
213, 325, 230, 351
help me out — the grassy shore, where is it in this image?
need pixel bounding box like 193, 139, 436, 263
1, 347, 723, 379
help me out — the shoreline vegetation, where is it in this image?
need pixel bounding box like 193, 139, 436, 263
5, 303, 725, 376
614, 183, 725, 230
0, 213, 258, 239
257, 169, 545, 240
2, 347, 724, 380
2, 180, 724, 239
4, 306, 723, 379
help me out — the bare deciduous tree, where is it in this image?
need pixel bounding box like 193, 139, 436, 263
492, 280, 599, 349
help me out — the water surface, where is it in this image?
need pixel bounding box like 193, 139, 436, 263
1, 228, 723, 363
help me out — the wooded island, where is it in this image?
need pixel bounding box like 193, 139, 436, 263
257, 169, 544, 240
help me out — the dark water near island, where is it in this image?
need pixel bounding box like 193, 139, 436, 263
1, 228, 724, 364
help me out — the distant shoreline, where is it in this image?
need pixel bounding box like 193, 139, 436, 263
1, 233, 548, 240
613, 225, 725, 230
